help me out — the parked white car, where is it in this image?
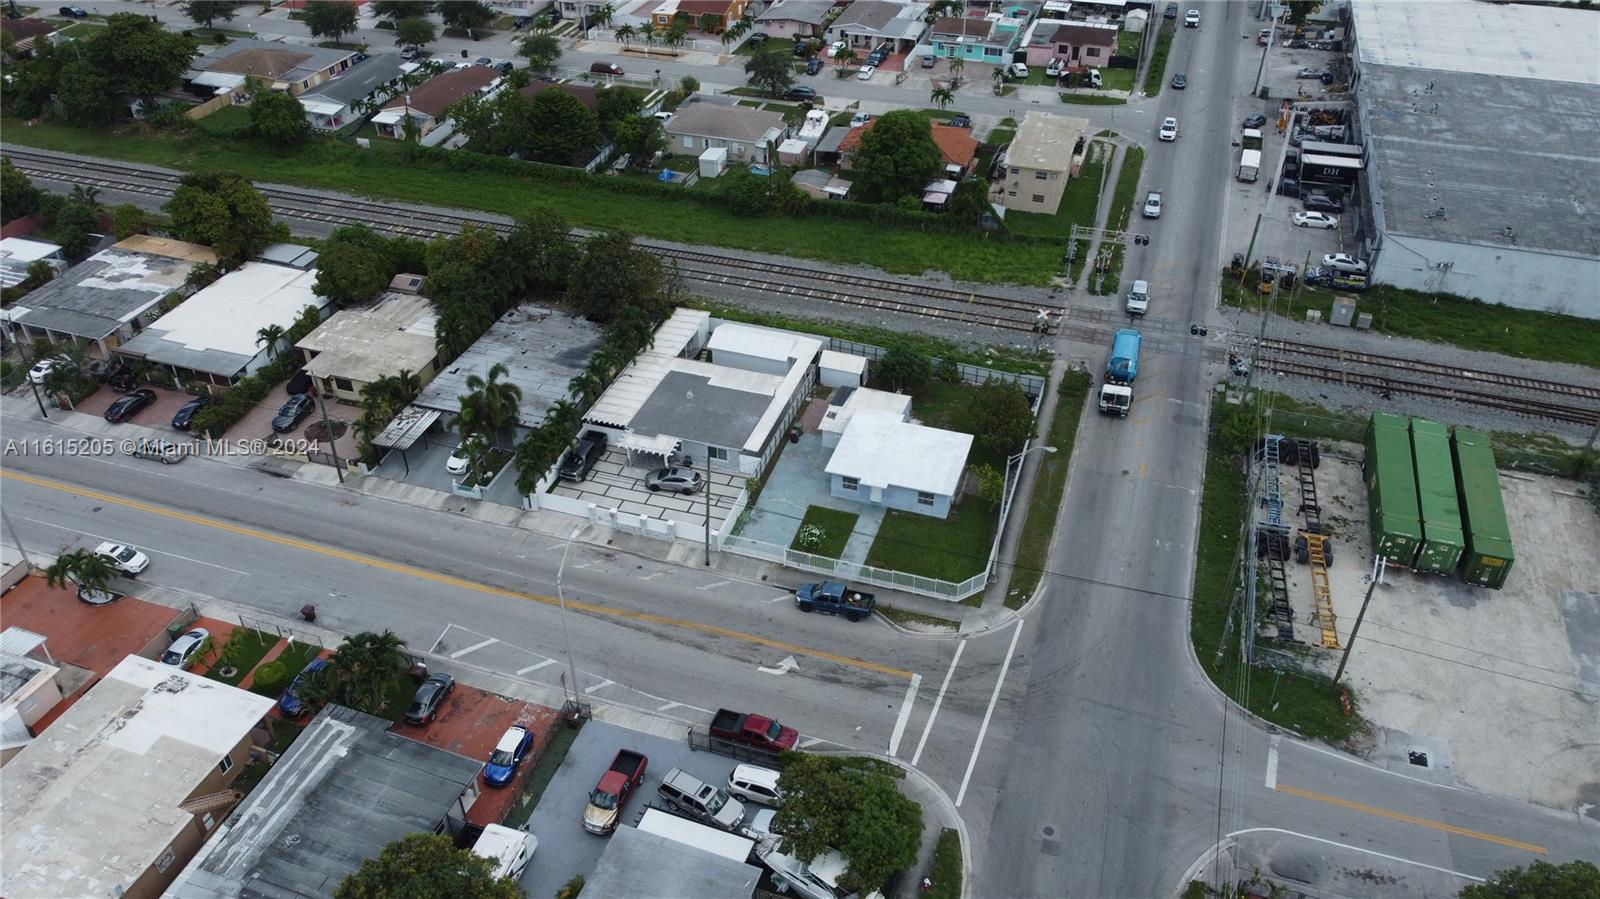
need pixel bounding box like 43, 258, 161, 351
1322, 252, 1368, 273
162, 628, 210, 669
1158, 117, 1179, 141
856, 64, 876, 81
27, 355, 71, 385
1045, 59, 1062, 78
1007, 62, 1029, 79
1293, 211, 1340, 229
95, 541, 150, 576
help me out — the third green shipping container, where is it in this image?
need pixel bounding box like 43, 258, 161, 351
1450, 427, 1515, 589
1408, 418, 1466, 574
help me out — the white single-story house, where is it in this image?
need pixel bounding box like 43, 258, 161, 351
117, 262, 329, 386
825, 411, 974, 519
817, 385, 911, 447
582, 311, 822, 477
664, 98, 787, 165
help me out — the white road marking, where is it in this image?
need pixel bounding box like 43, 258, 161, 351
20, 517, 249, 574
426, 625, 453, 655
583, 678, 615, 694
956, 619, 1025, 807
798, 737, 826, 749
1265, 736, 1280, 789
1225, 828, 1486, 883
757, 655, 800, 675
449, 638, 499, 659
637, 571, 668, 580
887, 673, 922, 758
912, 639, 967, 767
657, 701, 683, 712
697, 579, 732, 591
516, 659, 557, 675
1287, 739, 1468, 792
765, 593, 791, 604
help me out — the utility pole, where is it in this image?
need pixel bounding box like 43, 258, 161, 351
703, 446, 712, 566
1, 505, 35, 570
311, 387, 345, 484
27, 378, 49, 419
1332, 555, 1384, 688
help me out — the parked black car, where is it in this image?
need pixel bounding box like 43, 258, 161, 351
171, 396, 213, 430
1302, 193, 1345, 214
784, 85, 816, 101
949, 113, 972, 128
59, 5, 88, 18
104, 389, 157, 423
404, 673, 455, 726
805, 57, 823, 75
558, 430, 608, 482
1164, 2, 1179, 18
271, 394, 315, 432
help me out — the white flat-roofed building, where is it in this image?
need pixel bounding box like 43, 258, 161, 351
0, 655, 273, 899
818, 385, 912, 447
825, 411, 973, 519
296, 292, 439, 403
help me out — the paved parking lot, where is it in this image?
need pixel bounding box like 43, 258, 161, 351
371, 429, 526, 507
521, 720, 743, 899
548, 448, 743, 528
73, 383, 194, 429
394, 687, 561, 827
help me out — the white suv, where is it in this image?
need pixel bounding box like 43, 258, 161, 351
1184, 9, 1200, 27
1142, 191, 1163, 218
1126, 279, 1150, 315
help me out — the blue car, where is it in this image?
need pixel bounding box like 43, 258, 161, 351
277, 658, 328, 718
484, 725, 534, 787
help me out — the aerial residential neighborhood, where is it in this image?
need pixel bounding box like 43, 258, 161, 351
0, 0, 1596, 898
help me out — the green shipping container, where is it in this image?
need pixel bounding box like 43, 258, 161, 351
1409, 418, 1466, 574
1450, 428, 1515, 589
1365, 413, 1421, 566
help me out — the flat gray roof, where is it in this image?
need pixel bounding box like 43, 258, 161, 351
1352, 0, 1598, 85
13, 246, 197, 340
167, 704, 483, 899
629, 369, 774, 450
1361, 65, 1600, 258
416, 305, 605, 428
300, 54, 408, 104
581, 825, 763, 899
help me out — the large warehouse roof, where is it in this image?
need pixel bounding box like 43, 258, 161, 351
1352, 0, 1598, 85
1360, 66, 1599, 259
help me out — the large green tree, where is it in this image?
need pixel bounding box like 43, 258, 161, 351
593, 85, 644, 139
181, 0, 237, 29
249, 86, 311, 145
304, 0, 359, 42
1, 159, 42, 224
394, 16, 437, 50
439, 0, 495, 38
457, 362, 523, 452
1459, 860, 1599, 899
526, 88, 599, 164
57, 60, 120, 124
335, 833, 520, 899
53, 193, 101, 257
503, 208, 575, 296
516, 28, 561, 72
163, 171, 276, 265
610, 115, 665, 169
298, 630, 410, 716
371, 0, 434, 20
744, 46, 795, 97
874, 341, 931, 390
3, 39, 63, 119
773, 756, 924, 894
313, 242, 388, 306
88, 14, 198, 111
972, 379, 1034, 453
565, 231, 664, 324
851, 110, 943, 202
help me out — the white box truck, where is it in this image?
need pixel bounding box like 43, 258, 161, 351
471, 823, 536, 881
1237, 149, 1261, 182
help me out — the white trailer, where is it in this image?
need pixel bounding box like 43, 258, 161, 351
1237, 148, 1261, 182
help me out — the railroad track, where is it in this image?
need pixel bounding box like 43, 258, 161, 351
1261, 338, 1600, 403
2, 147, 1052, 334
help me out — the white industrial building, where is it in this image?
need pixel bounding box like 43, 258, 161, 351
1349, 0, 1600, 318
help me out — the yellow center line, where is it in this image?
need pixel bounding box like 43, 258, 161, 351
1275, 784, 1547, 855
3, 470, 915, 680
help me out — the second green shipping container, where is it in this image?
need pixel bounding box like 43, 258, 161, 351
1365, 413, 1422, 566
1408, 418, 1466, 574
1450, 428, 1515, 589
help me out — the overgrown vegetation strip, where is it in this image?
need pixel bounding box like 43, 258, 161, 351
1006, 370, 1092, 608
925, 828, 963, 899
1090, 145, 1144, 295
1142, 22, 1176, 97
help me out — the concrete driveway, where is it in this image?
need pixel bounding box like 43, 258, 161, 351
548, 448, 742, 529
520, 720, 743, 899
735, 432, 884, 564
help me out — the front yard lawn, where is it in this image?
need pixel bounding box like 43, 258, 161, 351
791, 506, 859, 558
866, 499, 995, 584
206, 628, 276, 687
1005, 140, 1109, 241
254, 639, 325, 696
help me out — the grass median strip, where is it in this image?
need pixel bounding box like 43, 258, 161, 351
1, 115, 1064, 285
1143, 22, 1175, 96
876, 604, 960, 631
1006, 370, 1091, 608
925, 828, 963, 899
1089, 145, 1144, 295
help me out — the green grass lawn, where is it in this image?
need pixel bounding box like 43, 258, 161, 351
866, 498, 995, 585
1143, 22, 1176, 96
55, 21, 106, 39
1006, 370, 1091, 607
926, 828, 963, 899
1058, 93, 1128, 105
1191, 399, 1364, 743
1099, 66, 1137, 93
1222, 278, 1600, 368
1, 115, 1064, 285
791, 505, 860, 558
1116, 31, 1140, 57
252, 639, 325, 697
1004, 140, 1109, 242
1089, 144, 1144, 294
206, 628, 277, 687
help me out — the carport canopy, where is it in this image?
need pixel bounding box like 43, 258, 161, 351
0, 627, 53, 665
621, 432, 679, 456
372, 405, 442, 450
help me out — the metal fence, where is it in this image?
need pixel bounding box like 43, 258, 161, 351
687, 729, 784, 766
823, 337, 1048, 399
722, 535, 985, 601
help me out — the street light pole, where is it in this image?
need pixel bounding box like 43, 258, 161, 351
0, 505, 35, 570
556, 526, 585, 708
27, 378, 49, 419
997, 443, 1059, 569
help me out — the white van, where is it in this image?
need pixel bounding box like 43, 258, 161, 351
470, 824, 536, 881
1126, 279, 1150, 315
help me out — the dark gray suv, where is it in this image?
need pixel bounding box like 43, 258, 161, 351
559, 431, 608, 482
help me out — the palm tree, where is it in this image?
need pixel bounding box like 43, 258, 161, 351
300, 630, 410, 716
567, 370, 605, 407
666, 20, 688, 49
70, 184, 102, 210
547, 398, 582, 433
616, 23, 635, 47
256, 324, 288, 363
931, 85, 954, 110
594, 2, 615, 30
638, 19, 656, 54
458, 362, 522, 449
45, 549, 118, 602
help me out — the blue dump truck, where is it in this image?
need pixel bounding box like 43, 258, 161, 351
1098, 329, 1141, 416
795, 581, 876, 621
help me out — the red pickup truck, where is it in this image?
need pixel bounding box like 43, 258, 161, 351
710, 708, 798, 752
583, 749, 647, 834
